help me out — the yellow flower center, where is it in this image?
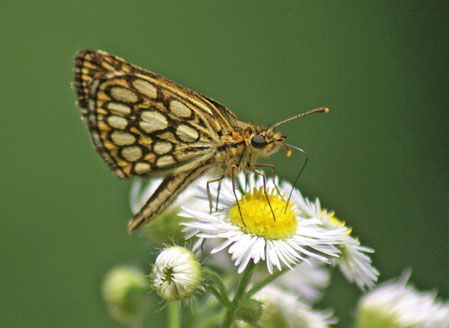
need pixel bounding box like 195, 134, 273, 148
229, 187, 297, 239
325, 210, 352, 235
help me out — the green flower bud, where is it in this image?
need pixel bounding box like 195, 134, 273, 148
101, 266, 150, 325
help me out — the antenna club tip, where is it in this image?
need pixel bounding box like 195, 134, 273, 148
324, 107, 329, 113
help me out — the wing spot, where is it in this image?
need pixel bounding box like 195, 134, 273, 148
157, 131, 176, 143
140, 110, 168, 133
107, 115, 128, 129
110, 86, 138, 103
138, 135, 153, 148
121, 146, 142, 161
176, 124, 199, 142
156, 155, 176, 167
144, 153, 156, 163
101, 61, 116, 72
103, 139, 116, 150
107, 102, 131, 115
133, 78, 157, 99
97, 120, 110, 132
82, 61, 97, 70
169, 100, 192, 118
134, 162, 151, 174
91, 132, 102, 148
153, 141, 173, 155
111, 131, 136, 145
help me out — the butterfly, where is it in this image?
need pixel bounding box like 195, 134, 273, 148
73, 50, 328, 233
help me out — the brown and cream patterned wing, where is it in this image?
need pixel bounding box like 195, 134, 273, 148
73, 50, 222, 179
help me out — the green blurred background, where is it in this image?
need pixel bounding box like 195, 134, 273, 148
1, 1, 447, 327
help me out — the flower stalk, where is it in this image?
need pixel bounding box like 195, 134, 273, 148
222, 262, 257, 328
168, 301, 180, 328
247, 267, 290, 298
203, 267, 231, 307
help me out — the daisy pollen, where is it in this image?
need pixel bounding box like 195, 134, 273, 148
230, 187, 297, 239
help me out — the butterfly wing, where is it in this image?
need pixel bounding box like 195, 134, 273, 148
74, 50, 249, 232
73, 50, 239, 179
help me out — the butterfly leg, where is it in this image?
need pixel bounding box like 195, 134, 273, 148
254, 169, 277, 222
207, 176, 223, 213
231, 165, 246, 226
215, 179, 222, 212
244, 172, 249, 193
128, 165, 212, 234
254, 164, 282, 197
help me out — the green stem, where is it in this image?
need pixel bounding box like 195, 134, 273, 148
168, 301, 180, 328
203, 267, 231, 306
222, 263, 256, 328
246, 267, 289, 298
209, 285, 230, 306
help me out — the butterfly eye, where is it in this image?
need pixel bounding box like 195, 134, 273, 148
251, 134, 267, 148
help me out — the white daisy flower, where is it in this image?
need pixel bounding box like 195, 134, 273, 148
180, 173, 347, 274
283, 181, 379, 291
242, 285, 337, 328
333, 233, 379, 291
356, 271, 449, 328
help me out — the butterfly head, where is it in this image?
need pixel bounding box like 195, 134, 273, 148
249, 128, 287, 157
248, 108, 329, 157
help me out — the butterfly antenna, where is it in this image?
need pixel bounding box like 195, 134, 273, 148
272, 107, 329, 128
283, 144, 308, 212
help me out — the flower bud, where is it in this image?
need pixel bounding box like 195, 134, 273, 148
152, 246, 202, 301
101, 266, 150, 324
